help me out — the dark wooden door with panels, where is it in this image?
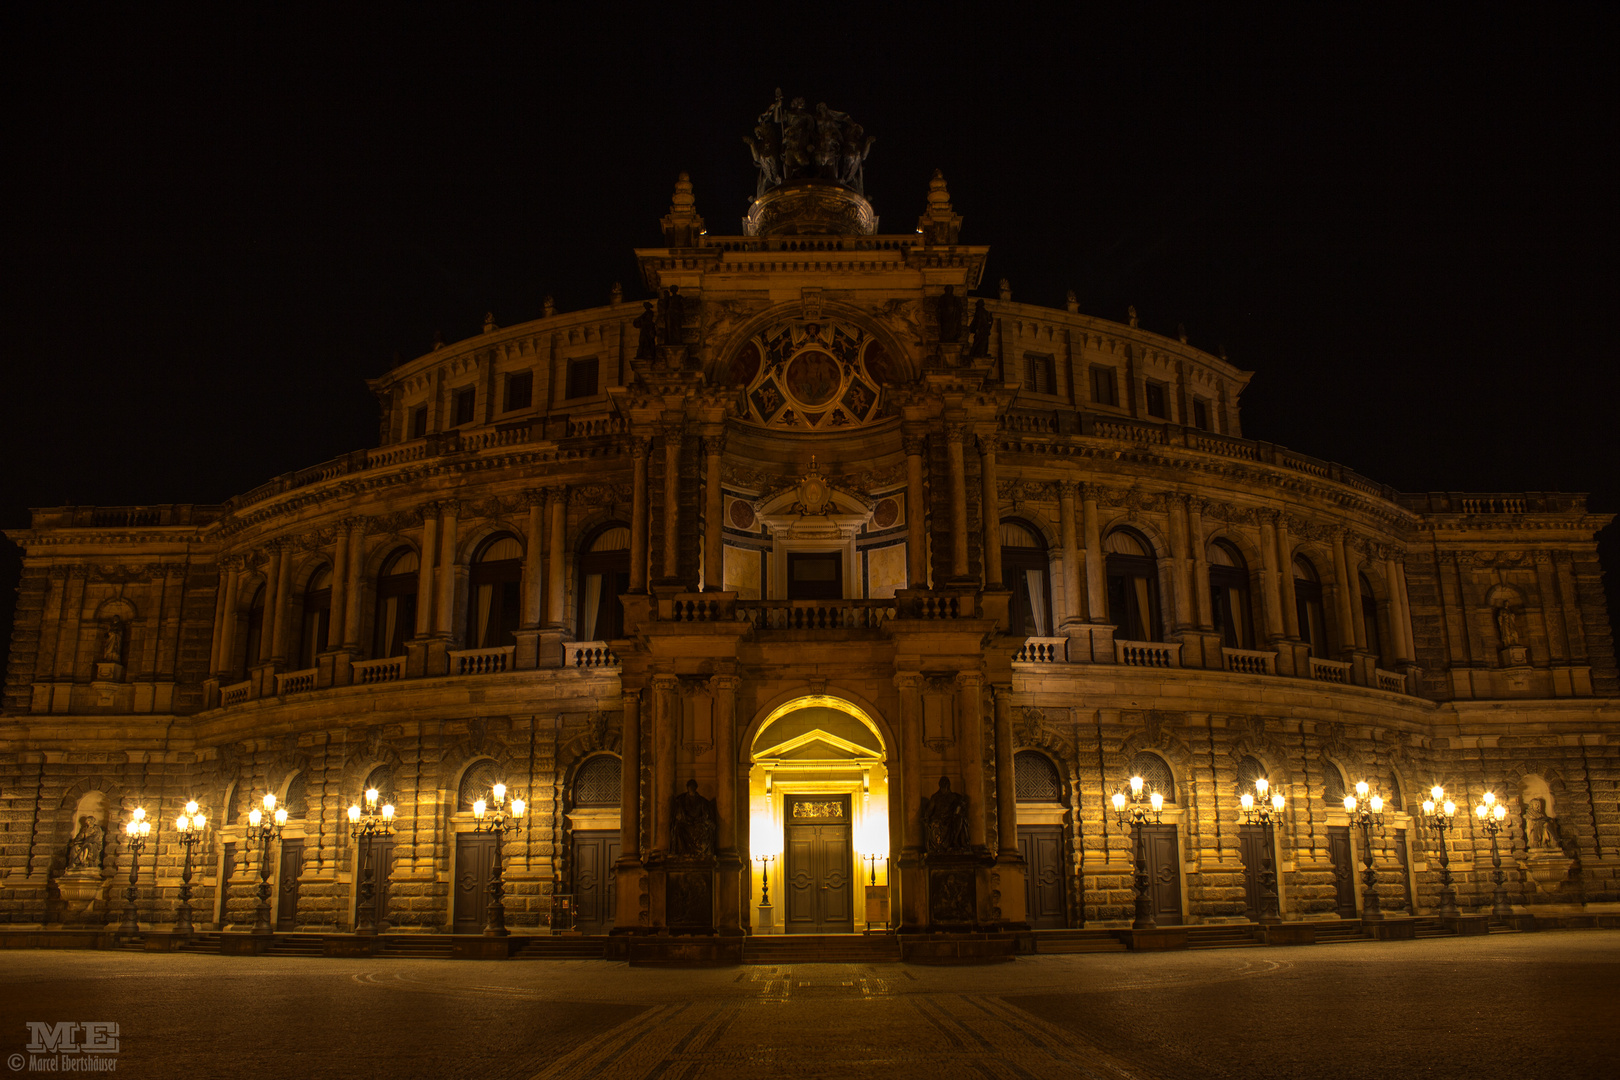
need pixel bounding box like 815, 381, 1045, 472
783, 794, 854, 933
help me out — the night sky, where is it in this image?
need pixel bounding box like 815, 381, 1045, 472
3, 8, 1616, 669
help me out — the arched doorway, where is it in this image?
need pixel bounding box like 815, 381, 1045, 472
748, 698, 889, 934
568, 753, 622, 933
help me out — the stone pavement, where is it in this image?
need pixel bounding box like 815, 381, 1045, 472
0, 932, 1615, 1079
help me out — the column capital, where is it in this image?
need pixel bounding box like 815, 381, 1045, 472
944, 423, 967, 445
650, 673, 680, 691
893, 671, 922, 691
708, 674, 741, 692
660, 417, 685, 441
954, 669, 984, 690
701, 433, 726, 458
520, 489, 548, 509
975, 432, 998, 458
902, 434, 928, 457
632, 436, 653, 459
340, 515, 371, 532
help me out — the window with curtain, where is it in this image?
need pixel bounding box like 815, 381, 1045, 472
466, 534, 524, 649
578, 525, 631, 641
1001, 520, 1051, 636
1293, 555, 1328, 656
1208, 540, 1254, 649
241, 583, 266, 676
296, 565, 332, 670
1105, 530, 1161, 642
372, 548, 419, 659
1360, 572, 1384, 663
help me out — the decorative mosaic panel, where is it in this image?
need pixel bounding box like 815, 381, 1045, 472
729, 319, 887, 430
790, 798, 847, 821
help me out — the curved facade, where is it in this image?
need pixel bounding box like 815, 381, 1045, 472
3, 153, 1617, 942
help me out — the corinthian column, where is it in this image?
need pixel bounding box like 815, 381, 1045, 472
661, 422, 683, 583
711, 674, 742, 934
702, 434, 725, 592
341, 518, 366, 648
520, 493, 545, 629
434, 501, 459, 637
957, 671, 987, 849
946, 425, 970, 581
414, 507, 438, 638
978, 434, 1003, 588
904, 434, 928, 587
1058, 483, 1080, 627
545, 487, 567, 628
629, 438, 650, 592
649, 674, 679, 857
1082, 484, 1105, 623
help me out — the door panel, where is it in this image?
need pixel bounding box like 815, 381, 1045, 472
1238, 824, 1268, 920
276, 839, 304, 931
1395, 829, 1413, 913
1018, 825, 1067, 928
454, 833, 495, 933
357, 839, 395, 930
782, 795, 854, 933
572, 831, 620, 934
1140, 824, 1183, 925
1328, 825, 1358, 918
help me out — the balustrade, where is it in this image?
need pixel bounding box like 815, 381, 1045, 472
1013, 637, 1068, 663
736, 599, 895, 631
274, 668, 317, 695
564, 641, 621, 669
220, 680, 251, 707
449, 646, 515, 676
1375, 667, 1408, 693
1308, 656, 1352, 683
1222, 647, 1277, 675
351, 656, 404, 685
1115, 640, 1181, 668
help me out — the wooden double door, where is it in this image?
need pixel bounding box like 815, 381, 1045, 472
783, 795, 854, 933
1138, 824, 1184, 926
1239, 824, 1272, 919
454, 833, 497, 933
354, 838, 396, 930
1327, 826, 1358, 918
276, 838, 304, 931
1018, 825, 1067, 929
571, 831, 620, 934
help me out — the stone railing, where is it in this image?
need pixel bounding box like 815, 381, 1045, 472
1375, 667, 1407, 693
1013, 637, 1068, 663
220, 680, 252, 707
894, 592, 972, 620
737, 600, 896, 630
352, 656, 405, 685
1308, 656, 1352, 684
1222, 647, 1276, 676
449, 646, 515, 676
564, 642, 620, 669
565, 414, 627, 439
275, 668, 318, 695
1092, 417, 1167, 444
1116, 640, 1181, 668
661, 593, 734, 622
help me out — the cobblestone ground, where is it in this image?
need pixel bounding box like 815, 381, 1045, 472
0, 932, 1614, 1079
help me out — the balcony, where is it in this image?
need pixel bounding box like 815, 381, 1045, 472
1222, 647, 1277, 676
1116, 640, 1181, 668
736, 599, 895, 630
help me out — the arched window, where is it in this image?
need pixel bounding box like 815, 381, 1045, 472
1321, 760, 1347, 805
373, 548, 419, 659
1293, 555, 1328, 656
572, 755, 621, 808
1208, 540, 1254, 649
363, 765, 396, 805
1129, 751, 1176, 803
1386, 773, 1404, 810
1001, 520, 1052, 636
1014, 750, 1063, 803
1105, 530, 1161, 642
457, 760, 501, 812
1236, 754, 1268, 793
466, 534, 524, 649
296, 565, 332, 670
578, 525, 631, 641
242, 583, 266, 675
282, 772, 308, 819
1359, 572, 1384, 663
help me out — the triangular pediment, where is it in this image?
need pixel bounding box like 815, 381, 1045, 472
753, 728, 881, 763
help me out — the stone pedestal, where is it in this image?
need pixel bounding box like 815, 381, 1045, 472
923, 855, 983, 931
54, 871, 111, 924
660, 858, 715, 933
1526, 851, 1578, 899
613, 857, 648, 933
93, 662, 124, 683
1062, 623, 1116, 664
1168, 629, 1223, 670
1500, 645, 1529, 667
988, 852, 1026, 929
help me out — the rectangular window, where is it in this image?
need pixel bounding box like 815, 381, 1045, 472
410, 406, 428, 439
566, 357, 600, 399
452, 387, 476, 426
504, 372, 533, 412
1192, 398, 1210, 431
1024, 353, 1055, 394
1144, 380, 1168, 419
1089, 365, 1118, 406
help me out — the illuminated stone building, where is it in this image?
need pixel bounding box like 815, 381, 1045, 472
3, 104, 1617, 956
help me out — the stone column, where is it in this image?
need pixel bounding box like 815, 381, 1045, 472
1533, 553, 1566, 662
342, 519, 365, 647
649, 674, 679, 857
269, 543, 293, 662
904, 434, 928, 587
1058, 483, 1081, 627
414, 509, 438, 637
661, 423, 682, 583
211, 565, 237, 676
521, 494, 545, 628
1385, 556, 1412, 662
992, 687, 1017, 856
1277, 516, 1300, 638
327, 528, 349, 651
895, 672, 926, 931
703, 435, 725, 592
434, 501, 459, 637
615, 688, 645, 932
1553, 555, 1589, 662
1331, 530, 1357, 655
978, 434, 1003, 588
1168, 496, 1193, 629
629, 439, 650, 593
712, 674, 742, 933
1258, 515, 1285, 641
957, 671, 987, 849
1082, 485, 1106, 623
545, 488, 567, 627
946, 426, 970, 581
1189, 500, 1211, 629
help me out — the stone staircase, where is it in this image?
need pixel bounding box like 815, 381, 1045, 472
379, 934, 455, 959
1030, 929, 1128, 954
176, 932, 223, 954
1185, 924, 1263, 950
1313, 921, 1371, 944
511, 936, 608, 960
265, 933, 325, 957
1411, 918, 1458, 940
743, 933, 902, 964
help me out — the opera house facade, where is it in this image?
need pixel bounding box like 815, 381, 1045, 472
4, 104, 1616, 958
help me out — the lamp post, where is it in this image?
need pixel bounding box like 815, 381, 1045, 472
172, 802, 206, 936
753, 853, 775, 932
1342, 781, 1385, 922
1421, 785, 1460, 918
1475, 791, 1512, 919
471, 782, 525, 937
118, 808, 151, 936
1238, 777, 1286, 925
347, 787, 396, 935
244, 793, 289, 935
1111, 774, 1164, 930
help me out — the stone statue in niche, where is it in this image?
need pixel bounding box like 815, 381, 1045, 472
658, 286, 685, 347
633, 302, 658, 361
935, 286, 963, 344
922, 776, 970, 854
967, 299, 992, 359
101, 618, 124, 664
66, 815, 105, 872
1526, 796, 1562, 851
1495, 606, 1523, 648
670, 779, 716, 858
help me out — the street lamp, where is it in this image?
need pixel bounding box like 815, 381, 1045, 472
1342, 781, 1386, 922
245, 793, 289, 934
172, 802, 207, 936
118, 807, 151, 936
1421, 785, 1460, 918
753, 853, 776, 932
1475, 791, 1512, 919
471, 782, 524, 937
1238, 777, 1286, 925
1111, 774, 1164, 930
347, 787, 396, 935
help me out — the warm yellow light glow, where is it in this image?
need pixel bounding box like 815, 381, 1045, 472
1356, 780, 1369, 798
1343, 795, 1356, 812
1442, 801, 1455, 817
1150, 792, 1163, 812
274, 808, 288, 826
1476, 803, 1488, 819
492, 783, 507, 804
264, 793, 277, 811
473, 799, 486, 818
1430, 786, 1444, 802
132, 807, 146, 822
176, 815, 189, 832
1112, 792, 1126, 812
1255, 777, 1269, 796
1370, 795, 1383, 813
194, 814, 205, 831
750, 809, 782, 859
1422, 800, 1435, 815
348, 805, 361, 823
139, 820, 150, 837
124, 820, 137, 836
1494, 804, 1506, 821
1129, 776, 1144, 796
1240, 792, 1255, 810
365, 788, 379, 807
249, 808, 263, 827
185, 800, 199, 816
382, 804, 395, 821
1483, 791, 1496, 806
511, 798, 525, 818
1271, 794, 1285, 812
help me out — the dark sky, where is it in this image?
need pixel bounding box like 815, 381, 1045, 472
2, 7, 1616, 666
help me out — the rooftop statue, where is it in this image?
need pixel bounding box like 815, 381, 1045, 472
744, 89, 875, 196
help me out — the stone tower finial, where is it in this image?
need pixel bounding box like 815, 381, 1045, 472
1127, 305, 1139, 329
998, 278, 1012, 301
543, 296, 557, 318
610, 282, 623, 305
917, 169, 963, 245
661, 172, 706, 247
1066, 289, 1079, 313
484, 312, 498, 334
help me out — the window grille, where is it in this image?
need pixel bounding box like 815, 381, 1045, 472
457, 760, 500, 812
574, 755, 621, 808
1129, 751, 1176, 803
1014, 751, 1062, 803
1236, 755, 1268, 793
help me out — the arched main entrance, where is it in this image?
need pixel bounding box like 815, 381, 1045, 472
747, 697, 889, 934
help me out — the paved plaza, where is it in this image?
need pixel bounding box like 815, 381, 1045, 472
0, 932, 1615, 1079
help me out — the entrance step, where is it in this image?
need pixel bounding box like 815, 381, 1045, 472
1031, 929, 1127, 954
1186, 925, 1263, 950
1410, 918, 1458, 939
176, 933, 222, 954
265, 933, 325, 957
512, 937, 608, 960
379, 934, 455, 960
1313, 921, 1372, 944
744, 933, 901, 964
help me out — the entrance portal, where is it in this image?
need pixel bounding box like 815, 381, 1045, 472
784, 795, 854, 933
